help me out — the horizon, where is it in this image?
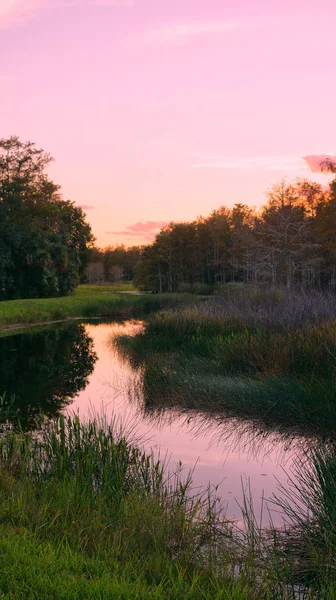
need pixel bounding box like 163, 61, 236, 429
2, 0, 336, 246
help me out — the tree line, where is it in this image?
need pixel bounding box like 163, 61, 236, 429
134, 177, 336, 292
8, 134, 335, 297
106, 175, 336, 292
85, 245, 143, 284
0, 137, 94, 300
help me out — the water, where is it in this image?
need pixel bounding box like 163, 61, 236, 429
0, 319, 309, 526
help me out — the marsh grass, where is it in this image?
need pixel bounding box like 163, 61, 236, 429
115, 287, 336, 437
0, 415, 334, 598
263, 446, 336, 599
125, 288, 336, 377
0, 414, 259, 599
132, 361, 336, 437
0, 284, 192, 332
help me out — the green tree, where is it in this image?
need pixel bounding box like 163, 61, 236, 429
0, 136, 94, 299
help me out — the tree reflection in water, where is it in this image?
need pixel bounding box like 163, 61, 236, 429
0, 323, 97, 430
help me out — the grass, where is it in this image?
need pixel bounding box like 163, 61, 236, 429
0, 528, 249, 600
0, 284, 192, 332
115, 287, 336, 438
0, 415, 334, 598
122, 288, 336, 377
268, 445, 336, 598
0, 415, 255, 600
2, 284, 336, 597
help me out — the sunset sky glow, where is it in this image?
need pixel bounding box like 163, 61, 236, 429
1, 0, 336, 245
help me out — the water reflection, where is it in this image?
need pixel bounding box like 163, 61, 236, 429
66, 322, 309, 525
0, 320, 314, 524
0, 323, 97, 430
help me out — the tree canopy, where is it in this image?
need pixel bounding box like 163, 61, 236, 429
132, 178, 336, 292
0, 136, 94, 300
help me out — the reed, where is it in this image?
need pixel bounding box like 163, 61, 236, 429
115, 286, 336, 438
0, 414, 333, 597
0, 415, 254, 599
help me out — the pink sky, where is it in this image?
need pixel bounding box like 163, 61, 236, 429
1, 0, 336, 246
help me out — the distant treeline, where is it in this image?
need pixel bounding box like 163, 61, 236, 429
89, 175, 336, 292
0, 137, 94, 300
85, 245, 143, 284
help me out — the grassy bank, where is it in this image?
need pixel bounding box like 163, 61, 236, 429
1, 415, 335, 599
0, 415, 253, 600
0, 284, 191, 332
115, 287, 336, 437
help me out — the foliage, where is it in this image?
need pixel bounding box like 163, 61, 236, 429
133, 179, 336, 291
0, 136, 94, 300
85, 245, 143, 284
0, 415, 334, 598
115, 287, 336, 437
0, 323, 97, 430
0, 416, 252, 599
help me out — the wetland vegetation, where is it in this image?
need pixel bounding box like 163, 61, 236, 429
0, 284, 191, 332
1, 286, 336, 598
116, 286, 336, 438
2, 136, 336, 597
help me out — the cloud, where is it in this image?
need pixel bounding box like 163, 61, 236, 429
192, 154, 310, 171
0, 0, 133, 28
303, 155, 336, 173
78, 204, 95, 210
125, 220, 168, 233
145, 20, 242, 45
106, 220, 168, 240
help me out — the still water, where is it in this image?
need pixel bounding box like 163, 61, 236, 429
0, 320, 308, 526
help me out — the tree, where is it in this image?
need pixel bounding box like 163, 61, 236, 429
0, 136, 94, 299
133, 177, 335, 292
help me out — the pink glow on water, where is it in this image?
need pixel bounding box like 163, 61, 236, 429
68, 322, 301, 525
2, 0, 336, 245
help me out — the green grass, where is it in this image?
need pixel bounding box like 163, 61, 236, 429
0, 416, 254, 600
0, 284, 192, 332
127, 305, 336, 378
114, 287, 336, 438
0, 415, 333, 598
269, 445, 336, 597
0, 526, 251, 600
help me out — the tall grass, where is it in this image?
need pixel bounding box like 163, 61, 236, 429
1, 415, 334, 598
0, 415, 258, 599
114, 287, 336, 437
266, 445, 336, 598
126, 288, 336, 377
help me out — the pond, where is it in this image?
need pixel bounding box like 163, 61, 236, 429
0, 320, 311, 527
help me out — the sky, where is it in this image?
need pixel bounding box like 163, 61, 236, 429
1, 0, 336, 246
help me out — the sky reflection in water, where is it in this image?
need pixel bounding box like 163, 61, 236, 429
67, 321, 309, 527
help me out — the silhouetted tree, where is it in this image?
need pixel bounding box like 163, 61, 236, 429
133, 178, 336, 291
0, 136, 94, 299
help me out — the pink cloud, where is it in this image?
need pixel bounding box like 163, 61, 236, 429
106, 221, 167, 235
106, 230, 144, 236
105, 220, 168, 242
303, 155, 336, 173
126, 220, 168, 233
78, 204, 95, 210
105, 231, 157, 243
192, 154, 306, 171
